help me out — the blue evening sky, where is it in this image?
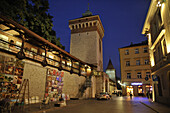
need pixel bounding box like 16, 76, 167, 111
48, 0, 151, 78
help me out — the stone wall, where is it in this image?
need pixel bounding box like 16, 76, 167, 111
23, 60, 47, 100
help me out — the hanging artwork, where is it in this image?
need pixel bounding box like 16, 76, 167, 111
45, 68, 64, 101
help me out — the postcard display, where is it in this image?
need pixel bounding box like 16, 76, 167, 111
45, 68, 64, 101
0, 55, 24, 99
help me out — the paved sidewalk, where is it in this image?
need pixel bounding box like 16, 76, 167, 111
11, 97, 170, 113
140, 100, 170, 113
11, 99, 85, 113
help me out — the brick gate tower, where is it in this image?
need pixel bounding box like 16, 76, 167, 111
69, 7, 104, 71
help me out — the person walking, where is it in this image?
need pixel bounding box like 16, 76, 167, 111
130, 91, 132, 99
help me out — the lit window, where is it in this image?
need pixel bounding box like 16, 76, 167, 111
145, 59, 149, 65
135, 48, 139, 54
127, 73, 131, 79
136, 60, 140, 65
144, 47, 148, 53
137, 72, 142, 78
126, 61, 130, 66
146, 72, 150, 78
125, 50, 129, 55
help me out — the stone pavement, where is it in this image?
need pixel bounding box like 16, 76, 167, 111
140, 100, 170, 113
11, 97, 170, 113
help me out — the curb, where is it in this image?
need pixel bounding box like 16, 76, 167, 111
140, 101, 159, 113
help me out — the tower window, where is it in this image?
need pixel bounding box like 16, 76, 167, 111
90, 22, 92, 26
76, 25, 78, 29
82, 24, 85, 28
86, 23, 88, 27
72, 25, 74, 29
79, 24, 81, 28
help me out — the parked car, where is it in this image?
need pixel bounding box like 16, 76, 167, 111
96, 92, 111, 100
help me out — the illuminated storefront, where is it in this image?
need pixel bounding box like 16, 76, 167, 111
126, 86, 133, 96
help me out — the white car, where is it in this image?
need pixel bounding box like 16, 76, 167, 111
96, 92, 111, 100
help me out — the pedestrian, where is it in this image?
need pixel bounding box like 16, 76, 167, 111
130, 91, 132, 99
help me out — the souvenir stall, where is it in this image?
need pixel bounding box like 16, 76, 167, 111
45, 68, 64, 102
0, 55, 24, 100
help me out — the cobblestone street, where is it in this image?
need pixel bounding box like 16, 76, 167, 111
19, 96, 169, 113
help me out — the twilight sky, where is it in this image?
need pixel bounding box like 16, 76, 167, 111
48, 0, 151, 78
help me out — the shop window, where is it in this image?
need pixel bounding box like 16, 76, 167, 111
125, 49, 129, 55
136, 60, 140, 65
126, 61, 130, 66
145, 59, 149, 65
127, 73, 131, 79
137, 72, 142, 78
138, 86, 143, 96
135, 48, 139, 54
144, 47, 148, 53
146, 72, 151, 78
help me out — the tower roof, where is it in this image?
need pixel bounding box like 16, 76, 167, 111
82, 3, 93, 17
106, 59, 115, 70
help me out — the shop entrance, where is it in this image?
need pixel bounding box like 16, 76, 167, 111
138, 85, 143, 96
126, 86, 133, 96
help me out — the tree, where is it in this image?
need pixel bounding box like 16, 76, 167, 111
0, 0, 65, 49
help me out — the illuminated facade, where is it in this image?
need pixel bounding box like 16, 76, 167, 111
142, 0, 170, 105
106, 59, 117, 93
119, 41, 151, 96
69, 8, 106, 97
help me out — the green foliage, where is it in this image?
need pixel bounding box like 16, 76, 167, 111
0, 0, 65, 49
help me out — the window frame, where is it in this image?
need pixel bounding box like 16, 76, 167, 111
137, 72, 142, 78
126, 61, 130, 66
135, 48, 139, 54
136, 60, 140, 65
125, 49, 129, 55
127, 73, 131, 79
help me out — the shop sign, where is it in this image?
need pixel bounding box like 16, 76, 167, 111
145, 77, 149, 81
131, 82, 142, 85
152, 75, 158, 81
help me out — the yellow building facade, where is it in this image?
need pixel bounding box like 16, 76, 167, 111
119, 42, 151, 96
142, 0, 170, 105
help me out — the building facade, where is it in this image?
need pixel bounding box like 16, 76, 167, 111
119, 41, 152, 96
69, 9, 106, 96
0, 15, 98, 103
142, 0, 170, 105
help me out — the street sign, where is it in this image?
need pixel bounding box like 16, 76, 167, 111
152, 75, 158, 81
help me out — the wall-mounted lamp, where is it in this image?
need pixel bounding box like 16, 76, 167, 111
156, 0, 165, 7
